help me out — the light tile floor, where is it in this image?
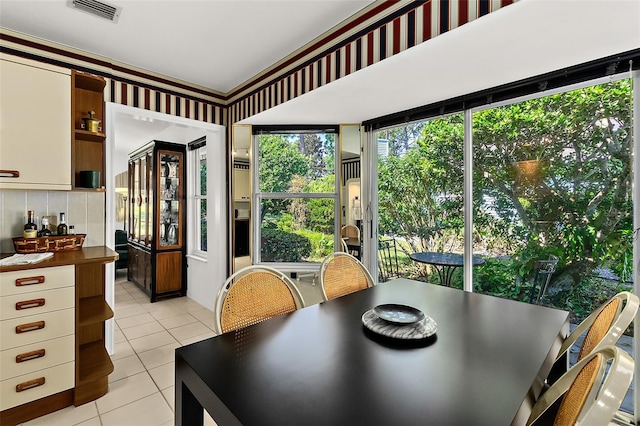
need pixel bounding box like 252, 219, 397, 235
22, 270, 221, 426
22, 270, 633, 424
21, 269, 324, 426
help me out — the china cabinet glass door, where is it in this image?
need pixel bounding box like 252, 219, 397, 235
133, 159, 140, 241
139, 156, 147, 244
147, 152, 153, 246
158, 150, 182, 249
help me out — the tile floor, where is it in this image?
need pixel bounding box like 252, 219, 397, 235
21, 269, 324, 426
21, 271, 220, 426
20, 269, 634, 424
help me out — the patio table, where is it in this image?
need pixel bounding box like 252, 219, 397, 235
409, 251, 485, 287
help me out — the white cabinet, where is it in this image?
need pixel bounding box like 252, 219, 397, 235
0, 53, 71, 190
0, 265, 75, 411
233, 167, 250, 201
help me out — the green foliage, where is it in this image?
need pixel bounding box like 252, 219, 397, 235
378, 79, 633, 294
258, 135, 309, 220
377, 114, 464, 256
297, 229, 335, 261
546, 275, 631, 325
472, 257, 521, 299
200, 161, 207, 251
260, 228, 311, 262
472, 80, 633, 282
304, 175, 335, 234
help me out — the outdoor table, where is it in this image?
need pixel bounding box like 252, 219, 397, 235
175, 278, 568, 426
409, 251, 486, 287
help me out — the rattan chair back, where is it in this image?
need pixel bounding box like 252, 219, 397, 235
340, 238, 349, 253
319, 252, 374, 301
577, 297, 620, 361
341, 224, 360, 240
556, 291, 638, 368
527, 346, 633, 425
214, 266, 304, 334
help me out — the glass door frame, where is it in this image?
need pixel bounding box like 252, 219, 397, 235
364, 71, 639, 420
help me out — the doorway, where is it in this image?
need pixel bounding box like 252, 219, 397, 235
104, 103, 226, 353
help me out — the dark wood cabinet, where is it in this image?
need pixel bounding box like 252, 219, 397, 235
127, 141, 186, 302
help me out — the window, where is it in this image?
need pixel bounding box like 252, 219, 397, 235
189, 137, 207, 254
256, 130, 338, 265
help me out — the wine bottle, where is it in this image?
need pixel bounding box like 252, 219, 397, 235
38, 217, 52, 237
57, 212, 68, 236
23, 210, 37, 238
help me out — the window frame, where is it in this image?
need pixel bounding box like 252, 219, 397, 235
252, 130, 341, 271
188, 140, 207, 258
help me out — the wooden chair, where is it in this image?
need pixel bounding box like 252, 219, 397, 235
319, 252, 374, 301
527, 345, 633, 425
555, 291, 638, 370
214, 265, 304, 334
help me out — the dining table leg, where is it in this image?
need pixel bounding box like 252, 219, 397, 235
175, 355, 204, 426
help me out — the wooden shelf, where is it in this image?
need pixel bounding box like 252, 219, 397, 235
74, 129, 106, 141
78, 341, 113, 384
71, 70, 105, 190
74, 72, 106, 92
78, 296, 114, 326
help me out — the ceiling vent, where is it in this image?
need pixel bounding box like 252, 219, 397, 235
67, 0, 122, 23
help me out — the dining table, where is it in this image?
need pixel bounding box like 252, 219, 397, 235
175, 278, 569, 426
409, 251, 486, 287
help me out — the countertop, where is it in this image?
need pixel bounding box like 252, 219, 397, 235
0, 246, 118, 272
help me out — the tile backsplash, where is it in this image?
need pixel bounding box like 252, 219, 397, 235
0, 189, 105, 253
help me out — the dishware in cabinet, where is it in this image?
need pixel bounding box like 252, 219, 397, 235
127, 141, 186, 302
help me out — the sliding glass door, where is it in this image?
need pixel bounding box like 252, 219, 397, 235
369, 75, 635, 415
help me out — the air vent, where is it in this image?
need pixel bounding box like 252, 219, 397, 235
68, 0, 121, 23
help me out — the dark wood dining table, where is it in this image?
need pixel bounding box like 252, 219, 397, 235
175, 278, 568, 426
409, 251, 486, 287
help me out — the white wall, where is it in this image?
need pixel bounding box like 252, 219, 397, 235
186, 127, 227, 311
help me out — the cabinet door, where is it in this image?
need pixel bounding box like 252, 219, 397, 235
139, 156, 147, 244
146, 152, 153, 246
0, 55, 71, 190
155, 251, 182, 293
133, 159, 140, 242
157, 150, 183, 249
233, 168, 250, 201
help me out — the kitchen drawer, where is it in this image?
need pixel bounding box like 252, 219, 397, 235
0, 308, 74, 350
0, 265, 74, 297
0, 335, 74, 381
0, 286, 75, 320
0, 361, 74, 411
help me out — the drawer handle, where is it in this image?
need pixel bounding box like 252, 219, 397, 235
16, 298, 46, 310
16, 349, 46, 363
15, 276, 45, 287
0, 170, 20, 178
16, 377, 45, 392
15, 321, 45, 334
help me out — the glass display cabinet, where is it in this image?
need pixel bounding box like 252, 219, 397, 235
127, 140, 186, 302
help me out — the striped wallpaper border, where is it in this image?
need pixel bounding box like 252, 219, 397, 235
228, 0, 515, 124
1, 0, 515, 127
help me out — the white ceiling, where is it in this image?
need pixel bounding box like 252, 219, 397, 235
243, 0, 640, 125
1, 0, 638, 154
0, 0, 375, 93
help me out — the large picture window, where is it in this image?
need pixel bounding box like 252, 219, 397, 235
256, 131, 338, 265
369, 75, 634, 415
